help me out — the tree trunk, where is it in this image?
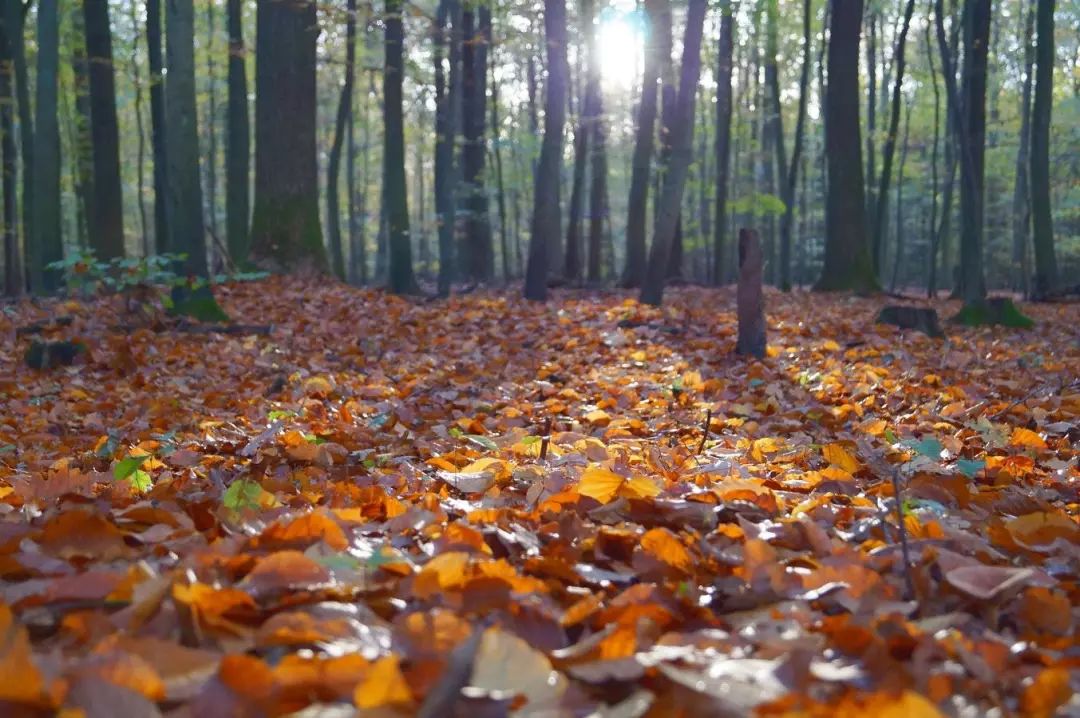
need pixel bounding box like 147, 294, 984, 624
0, 21, 17, 294
3, 2, 32, 269
351, 73, 372, 285
736, 229, 766, 358
204, 0, 219, 247
871, 0, 917, 274
382, 0, 417, 293
129, 0, 150, 255
460, 4, 493, 283
147, 0, 168, 255
326, 0, 357, 280
1010, 0, 1034, 295
865, 11, 877, 237
564, 84, 588, 282
815, 0, 877, 293
890, 100, 912, 291
32, 0, 63, 291
621, 0, 660, 288
489, 53, 510, 283
165, 0, 207, 277
523, 0, 568, 302
434, 0, 459, 295
712, 0, 733, 285
251, 0, 325, 270
226, 0, 250, 264
639, 0, 707, 306
778, 0, 811, 292
1029, 0, 1057, 298
586, 0, 608, 284
84, 0, 125, 260
70, 6, 94, 251
926, 16, 942, 298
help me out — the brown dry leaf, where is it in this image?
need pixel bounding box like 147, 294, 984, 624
0, 603, 48, 706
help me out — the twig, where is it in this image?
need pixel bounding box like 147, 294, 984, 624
697, 409, 712, 455
539, 417, 552, 461
889, 465, 917, 601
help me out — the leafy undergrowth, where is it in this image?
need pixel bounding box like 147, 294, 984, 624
1, 278, 1078, 717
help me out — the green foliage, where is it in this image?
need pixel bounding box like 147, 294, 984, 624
950, 299, 1035, 328
223, 478, 264, 512
729, 192, 787, 217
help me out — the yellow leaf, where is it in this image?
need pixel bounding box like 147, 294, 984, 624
578, 466, 625, 504
823, 443, 860, 473
621, 475, 661, 500
583, 409, 612, 426
639, 528, 693, 574
354, 655, 413, 709
750, 437, 784, 462
1010, 427, 1047, 450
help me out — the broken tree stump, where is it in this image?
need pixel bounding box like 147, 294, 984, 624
736, 228, 767, 358
876, 306, 945, 338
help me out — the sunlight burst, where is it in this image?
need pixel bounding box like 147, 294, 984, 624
596, 7, 645, 93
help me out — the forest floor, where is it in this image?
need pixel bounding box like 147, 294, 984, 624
0, 277, 1078, 717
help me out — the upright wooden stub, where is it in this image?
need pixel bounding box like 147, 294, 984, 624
736, 228, 767, 358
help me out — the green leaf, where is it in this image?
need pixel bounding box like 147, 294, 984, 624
223, 479, 264, 511
954, 458, 986, 477
905, 437, 944, 459
448, 426, 463, 438
114, 454, 150, 480
267, 409, 296, 421
884, 428, 899, 445
520, 435, 541, 446
127, 469, 153, 492
465, 434, 498, 451
0, 444, 15, 454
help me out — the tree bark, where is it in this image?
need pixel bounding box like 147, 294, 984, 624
1010, 0, 1034, 295
204, 0, 219, 246
564, 76, 588, 282
0, 20, 17, 294
712, 0, 733, 285
32, 0, 63, 291
815, 0, 877, 293
890, 100, 912, 291
925, 16, 942, 298
70, 6, 94, 251
489, 50, 510, 282
460, 3, 493, 282
639, 0, 707, 306
736, 228, 766, 358
226, 0, 250, 264
165, 0, 208, 277
523, 0, 568, 302
147, 0, 168, 255
251, 0, 326, 270
586, 0, 608, 284
871, 0, 917, 275
129, 0, 150, 255
84, 0, 126, 260
1029, 0, 1057, 298
2, 2, 32, 270
434, 0, 459, 295
621, 0, 660, 288
326, 0, 357, 280
382, 0, 417, 293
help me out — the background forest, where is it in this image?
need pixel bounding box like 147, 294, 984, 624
0, 0, 1077, 301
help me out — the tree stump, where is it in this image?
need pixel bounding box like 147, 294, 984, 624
736, 228, 767, 358
876, 306, 945, 337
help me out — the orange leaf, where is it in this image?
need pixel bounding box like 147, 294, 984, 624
0, 603, 47, 705
1021, 668, 1072, 718
1009, 427, 1047, 450
354, 655, 413, 709
578, 466, 625, 504
823, 443, 860, 473
639, 528, 693, 574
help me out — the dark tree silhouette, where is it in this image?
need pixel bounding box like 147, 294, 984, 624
84, 0, 125, 260
226, 0, 250, 264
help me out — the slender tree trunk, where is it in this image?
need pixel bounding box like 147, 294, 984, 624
871, 0, 917, 274
712, 0, 733, 285
326, 0, 357, 280
639, 0, 707, 306
251, 0, 325, 270
935, 1, 960, 296
586, 0, 608, 284
70, 7, 94, 251
621, 0, 660, 287
226, 0, 250, 263
489, 46, 510, 283
778, 0, 811, 291
165, 0, 207, 277
351, 73, 372, 285
148, 0, 168, 254
816, 0, 877, 293
890, 100, 912, 291
84, 0, 126, 260
32, 0, 62, 291
1011, 0, 1034, 295
0, 22, 17, 294
865, 12, 877, 232
654, 1, 683, 280
3, 2, 32, 270
1029, 0, 1057, 297
129, 0, 150, 255
205, 0, 218, 246
434, 0, 459, 294
926, 16, 942, 297
523, 0, 568, 302
565, 82, 588, 282
383, 0, 417, 293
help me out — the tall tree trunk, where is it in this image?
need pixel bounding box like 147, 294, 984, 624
205, 0, 218, 246
815, 0, 877, 293
251, 0, 325, 270
639, 0, 707, 306
383, 0, 417, 293
84, 0, 125, 260
165, 0, 207, 277
712, 0, 733, 285
654, 0, 683, 280
460, 3, 493, 282
226, 0, 250, 263
1029, 0, 1057, 298
523, 0, 568, 302
326, 0, 357, 280
488, 44, 510, 283
129, 0, 150, 255
586, 0, 608, 284
926, 16, 942, 297
434, 0, 459, 295
148, 0, 168, 255
864, 11, 877, 234
71, 7, 94, 251
32, 0, 63, 291
621, 0, 660, 288
764, 0, 785, 287
351, 73, 372, 285
890, 100, 912, 291
871, 0, 917, 274
778, 0, 811, 292
1010, 0, 1034, 295
3, 2, 32, 269
564, 73, 588, 281
0, 11, 20, 294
